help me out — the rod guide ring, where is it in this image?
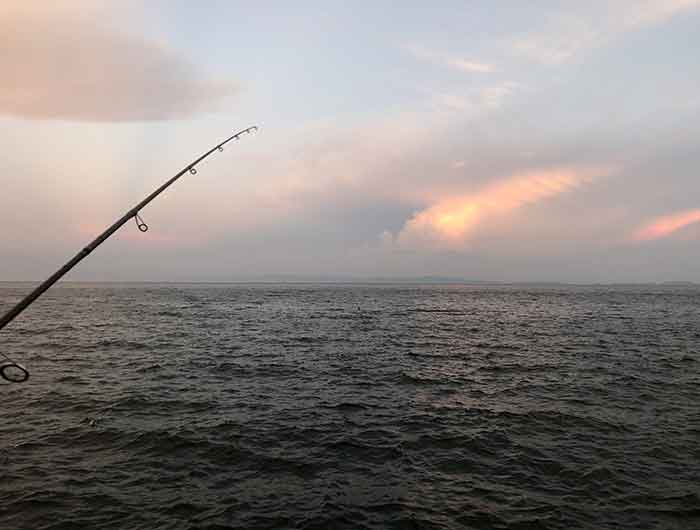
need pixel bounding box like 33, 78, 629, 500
1, 362, 29, 383
134, 212, 149, 232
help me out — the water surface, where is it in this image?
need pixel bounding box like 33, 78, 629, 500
1, 283, 698, 529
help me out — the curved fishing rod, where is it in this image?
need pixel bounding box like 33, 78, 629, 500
0, 126, 258, 383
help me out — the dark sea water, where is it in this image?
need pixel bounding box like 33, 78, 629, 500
1, 283, 699, 530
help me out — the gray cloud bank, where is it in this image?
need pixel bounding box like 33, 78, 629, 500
0, 6, 236, 122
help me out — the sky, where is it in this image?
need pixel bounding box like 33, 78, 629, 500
1, 0, 700, 283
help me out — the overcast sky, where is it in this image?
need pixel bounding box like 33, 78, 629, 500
2, 1, 699, 282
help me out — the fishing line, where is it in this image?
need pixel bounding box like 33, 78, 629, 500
0, 126, 258, 383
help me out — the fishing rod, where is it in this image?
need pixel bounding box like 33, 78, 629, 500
0, 126, 258, 383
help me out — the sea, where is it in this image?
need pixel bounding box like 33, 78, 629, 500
1, 283, 698, 530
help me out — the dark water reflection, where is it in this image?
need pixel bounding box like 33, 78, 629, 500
1, 283, 699, 529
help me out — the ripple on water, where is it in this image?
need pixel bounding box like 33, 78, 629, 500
1, 283, 699, 530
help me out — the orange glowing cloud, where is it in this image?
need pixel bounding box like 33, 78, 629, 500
633, 209, 700, 241
396, 167, 608, 247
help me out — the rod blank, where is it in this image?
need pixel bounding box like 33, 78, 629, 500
0, 126, 258, 383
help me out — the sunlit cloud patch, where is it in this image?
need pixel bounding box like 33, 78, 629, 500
633, 209, 700, 241
396, 167, 609, 248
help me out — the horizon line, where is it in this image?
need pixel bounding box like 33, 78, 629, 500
0, 279, 698, 286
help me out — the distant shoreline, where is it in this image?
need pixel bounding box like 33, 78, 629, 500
0, 279, 698, 287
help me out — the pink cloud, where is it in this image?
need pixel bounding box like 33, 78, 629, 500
510, 1, 700, 65
396, 167, 610, 248
633, 209, 700, 241
0, 3, 236, 121
405, 44, 495, 73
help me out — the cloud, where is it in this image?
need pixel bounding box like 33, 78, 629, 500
395, 167, 610, 248
406, 44, 495, 73
480, 82, 522, 109
510, 0, 700, 64
445, 58, 494, 74
0, 3, 237, 121
633, 208, 700, 241
431, 82, 522, 113
511, 15, 598, 65
432, 93, 471, 112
